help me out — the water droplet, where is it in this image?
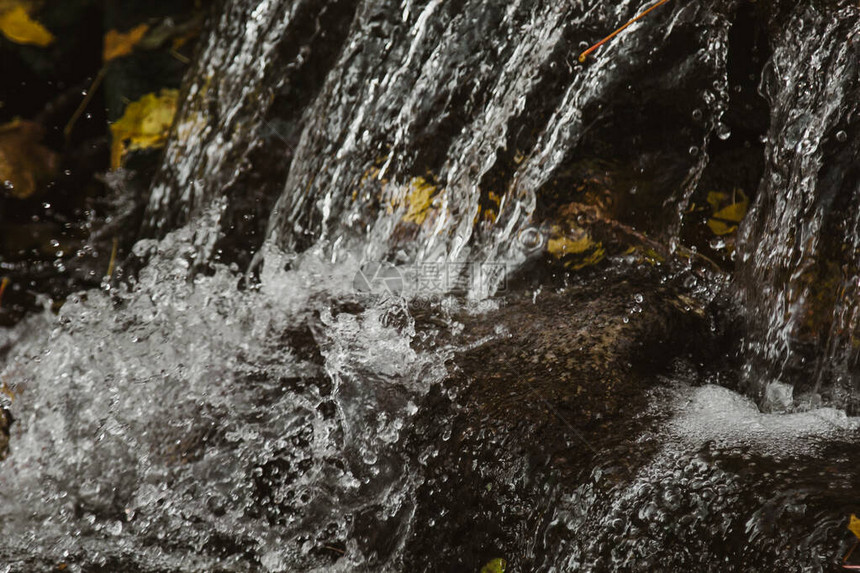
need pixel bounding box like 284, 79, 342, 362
634, 293, 644, 303
709, 237, 726, 250
691, 109, 703, 121
689, 146, 699, 156
716, 123, 731, 141
836, 130, 848, 143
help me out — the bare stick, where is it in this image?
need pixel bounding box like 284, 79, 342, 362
579, 0, 673, 63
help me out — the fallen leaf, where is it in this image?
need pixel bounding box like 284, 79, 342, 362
400, 176, 438, 225
109, 89, 179, 169
0, 4, 54, 47
103, 24, 149, 63
547, 226, 606, 270
707, 188, 749, 236
0, 119, 58, 198
849, 514, 860, 540
480, 558, 507, 573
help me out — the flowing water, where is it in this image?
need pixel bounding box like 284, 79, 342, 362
2, 0, 860, 571
736, 1, 860, 410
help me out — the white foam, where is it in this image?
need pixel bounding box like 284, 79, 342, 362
669, 384, 859, 450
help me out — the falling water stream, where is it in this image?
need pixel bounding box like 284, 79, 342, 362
1, 0, 860, 571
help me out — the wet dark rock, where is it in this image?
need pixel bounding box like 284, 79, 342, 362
395, 268, 709, 570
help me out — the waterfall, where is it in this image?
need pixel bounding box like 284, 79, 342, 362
2, 0, 860, 571
146, 0, 735, 281
735, 0, 860, 411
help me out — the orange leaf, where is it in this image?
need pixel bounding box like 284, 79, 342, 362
0, 277, 9, 308
103, 23, 149, 63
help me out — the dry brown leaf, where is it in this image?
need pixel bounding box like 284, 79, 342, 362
0, 119, 58, 199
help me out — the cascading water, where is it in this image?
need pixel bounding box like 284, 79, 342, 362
735, 1, 860, 411
2, 0, 860, 571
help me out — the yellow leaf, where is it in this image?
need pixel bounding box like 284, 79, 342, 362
0, 5, 54, 47
705, 191, 728, 213
103, 24, 149, 63
707, 188, 749, 236
849, 514, 860, 540
548, 234, 594, 256
547, 229, 605, 270
480, 558, 507, 573
401, 176, 438, 225
713, 200, 748, 224
109, 89, 179, 169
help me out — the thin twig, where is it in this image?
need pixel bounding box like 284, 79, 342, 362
64, 66, 107, 142
106, 237, 119, 280
579, 0, 673, 63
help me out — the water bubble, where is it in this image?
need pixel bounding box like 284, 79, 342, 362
836, 130, 848, 143
107, 520, 123, 536
634, 293, 644, 303
688, 146, 699, 156
715, 123, 731, 141
691, 109, 703, 121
